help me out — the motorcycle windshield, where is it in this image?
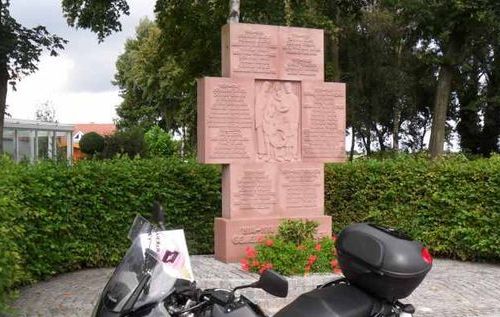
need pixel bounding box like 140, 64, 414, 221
100, 215, 193, 313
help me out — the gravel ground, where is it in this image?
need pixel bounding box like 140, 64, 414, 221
11, 257, 500, 317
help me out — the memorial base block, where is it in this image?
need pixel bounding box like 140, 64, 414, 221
214, 215, 332, 263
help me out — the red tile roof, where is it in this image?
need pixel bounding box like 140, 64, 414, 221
74, 123, 116, 136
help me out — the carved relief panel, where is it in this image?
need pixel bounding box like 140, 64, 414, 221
255, 80, 301, 163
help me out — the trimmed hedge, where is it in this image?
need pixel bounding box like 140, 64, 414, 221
0, 157, 221, 311
325, 155, 500, 261
1, 155, 499, 310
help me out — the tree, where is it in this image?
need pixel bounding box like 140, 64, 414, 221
101, 127, 147, 159
0, 0, 66, 154
144, 126, 178, 157
1, 0, 133, 155
388, 0, 500, 157
228, 0, 240, 23
61, 0, 130, 42
35, 100, 56, 122
79, 131, 105, 155
114, 19, 182, 134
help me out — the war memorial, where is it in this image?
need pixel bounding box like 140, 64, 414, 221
197, 22, 346, 262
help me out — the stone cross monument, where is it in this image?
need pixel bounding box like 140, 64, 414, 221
197, 23, 346, 262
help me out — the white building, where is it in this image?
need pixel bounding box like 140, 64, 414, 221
2, 118, 74, 163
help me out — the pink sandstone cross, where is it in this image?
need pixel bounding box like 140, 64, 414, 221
197, 23, 346, 263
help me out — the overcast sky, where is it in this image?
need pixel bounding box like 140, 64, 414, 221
6, 0, 156, 124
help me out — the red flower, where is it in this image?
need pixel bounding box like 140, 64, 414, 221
314, 243, 322, 251
259, 262, 273, 274
333, 268, 342, 274
240, 258, 250, 271
251, 260, 260, 268
265, 239, 274, 247
304, 265, 311, 273
330, 259, 339, 269
307, 255, 317, 265
332, 235, 337, 242
245, 246, 257, 258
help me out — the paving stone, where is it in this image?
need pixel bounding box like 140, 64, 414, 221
10, 257, 500, 316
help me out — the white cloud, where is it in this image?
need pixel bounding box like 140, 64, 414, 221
6, 0, 155, 124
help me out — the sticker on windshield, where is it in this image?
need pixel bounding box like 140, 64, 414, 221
139, 230, 194, 281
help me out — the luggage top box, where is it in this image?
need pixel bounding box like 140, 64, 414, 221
336, 223, 432, 300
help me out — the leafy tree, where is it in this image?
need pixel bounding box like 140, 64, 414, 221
1, 0, 133, 155
144, 126, 178, 157
114, 19, 182, 134
0, 0, 66, 154
101, 127, 147, 159
387, 0, 500, 157
61, 0, 130, 42
35, 100, 56, 122
79, 132, 105, 156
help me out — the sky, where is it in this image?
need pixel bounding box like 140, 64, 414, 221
6, 0, 156, 124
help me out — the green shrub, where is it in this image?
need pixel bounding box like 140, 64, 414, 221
79, 132, 105, 155
241, 220, 339, 276
0, 156, 221, 311
0, 157, 28, 313
144, 126, 179, 157
0, 154, 499, 311
325, 154, 500, 261
277, 219, 319, 245
101, 127, 147, 159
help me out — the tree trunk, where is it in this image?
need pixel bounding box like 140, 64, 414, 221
456, 73, 481, 154
373, 125, 386, 151
429, 63, 453, 158
330, 34, 341, 81
228, 0, 240, 23
429, 36, 461, 158
481, 50, 500, 155
392, 108, 401, 150
360, 129, 371, 155
0, 63, 8, 155
0, 0, 5, 155
392, 42, 403, 151
349, 127, 355, 161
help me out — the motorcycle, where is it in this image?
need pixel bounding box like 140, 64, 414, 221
93, 203, 432, 317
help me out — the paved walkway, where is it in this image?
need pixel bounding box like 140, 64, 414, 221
11, 257, 500, 317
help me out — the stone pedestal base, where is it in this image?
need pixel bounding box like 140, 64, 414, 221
214, 215, 332, 263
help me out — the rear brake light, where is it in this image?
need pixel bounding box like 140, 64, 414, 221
421, 247, 433, 264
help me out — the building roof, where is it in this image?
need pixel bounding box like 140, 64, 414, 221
5, 118, 74, 131
73, 123, 116, 136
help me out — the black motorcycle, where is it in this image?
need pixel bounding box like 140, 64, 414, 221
92, 205, 432, 317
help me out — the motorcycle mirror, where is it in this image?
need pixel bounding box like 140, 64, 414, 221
254, 270, 288, 298
152, 201, 165, 226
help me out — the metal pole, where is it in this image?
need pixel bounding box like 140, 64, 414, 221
33, 130, 38, 163
14, 128, 18, 162
52, 130, 57, 160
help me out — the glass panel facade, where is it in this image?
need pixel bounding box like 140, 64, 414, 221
3, 120, 74, 163
2, 128, 15, 159
56, 131, 70, 161
17, 130, 35, 162
37, 130, 51, 160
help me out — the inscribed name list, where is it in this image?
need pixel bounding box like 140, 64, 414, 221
197, 77, 255, 164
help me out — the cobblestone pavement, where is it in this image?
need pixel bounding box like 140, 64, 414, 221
11, 257, 500, 317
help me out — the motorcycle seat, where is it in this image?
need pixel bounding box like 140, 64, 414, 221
274, 284, 377, 317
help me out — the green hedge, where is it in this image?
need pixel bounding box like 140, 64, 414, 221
325, 155, 500, 261
1, 155, 499, 311
0, 157, 221, 311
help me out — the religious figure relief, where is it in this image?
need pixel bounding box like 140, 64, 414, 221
255, 81, 300, 162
